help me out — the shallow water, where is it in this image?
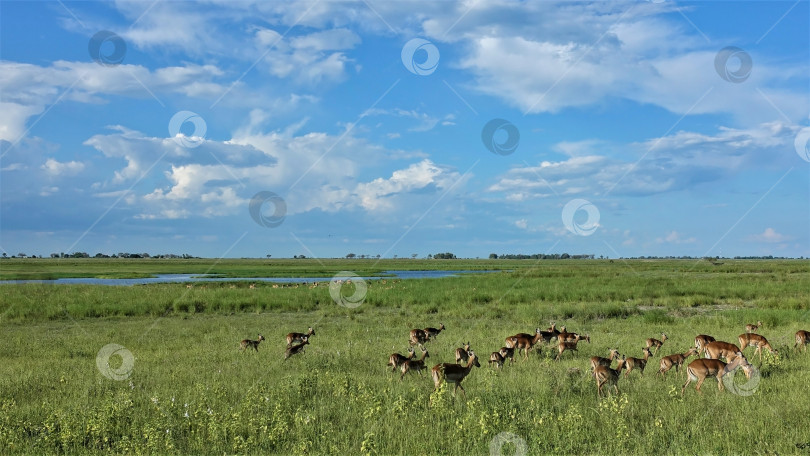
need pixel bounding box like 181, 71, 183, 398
0, 270, 500, 286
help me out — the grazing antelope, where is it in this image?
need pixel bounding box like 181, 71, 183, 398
283, 336, 309, 360
745, 320, 763, 333
240, 334, 265, 352
499, 344, 516, 363
694, 335, 716, 356
681, 354, 752, 394
388, 347, 416, 372
594, 356, 627, 397
400, 349, 430, 380
455, 342, 471, 364
512, 329, 544, 360
738, 333, 778, 363
409, 328, 428, 346
424, 323, 445, 341
658, 347, 698, 378
796, 330, 810, 352
286, 327, 315, 348
590, 348, 621, 371
703, 341, 744, 362
559, 331, 590, 344
645, 333, 668, 355
431, 350, 481, 397
623, 347, 652, 378
489, 351, 505, 369
554, 335, 582, 361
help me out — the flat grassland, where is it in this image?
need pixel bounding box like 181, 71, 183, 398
1, 258, 809, 455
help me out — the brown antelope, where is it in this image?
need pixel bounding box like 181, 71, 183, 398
554, 335, 582, 361
431, 350, 481, 397
424, 323, 445, 341
590, 348, 621, 371
796, 330, 810, 352
512, 329, 544, 360
283, 336, 309, 360
594, 356, 627, 397
559, 331, 591, 344
409, 328, 428, 346
738, 333, 778, 363
538, 323, 562, 344
489, 351, 505, 369
694, 335, 716, 356
240, 334, 265, 352
249, 283, 256, 289
745, 320, 763, 333
505, 330, 534, 348
388, 347, 415, 372
658, 347, 698, 378
455, 342, 471, 364
623, 347, 652, 378
400, 349, 430, 380
499, 344, 516, 363
645, 333, 668, 355
286, 327, 315, 348
703, 341, 744, 362
681, 354, 752, 394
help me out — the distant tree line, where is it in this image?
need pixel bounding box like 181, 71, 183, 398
488, 253, 596, 260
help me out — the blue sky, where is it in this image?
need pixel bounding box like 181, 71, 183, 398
1, 0, 808, 259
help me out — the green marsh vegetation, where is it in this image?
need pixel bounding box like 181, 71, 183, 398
0, 259, 808, 454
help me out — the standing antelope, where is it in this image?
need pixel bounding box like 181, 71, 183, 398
623, 347, 652, 378
645, 333, 668, 355
499, 344, 516, 363
240, 334, 265, 352
539, 323, 562, 344
431, 350, 481, 397
455, 342, 471, 364
400, 349, 430, 380
738, 333, 778, 363
424, 323, 445, 341
796, 330, 810, 352
512, 329, 544, 360
283, 336, 309, 360
658, 348, 698, 378
409, 328, 428, 346
694, 335, 716, 356
703, 341, 744, 362
286, 327, 315, 348
590, 348, 621, 371
745, 320, 763, 333
388, 347, 415, 372
681, 354, 752, 394
594, 356, 627, 397
554, 334, 582, 361
489, 351, 505, 369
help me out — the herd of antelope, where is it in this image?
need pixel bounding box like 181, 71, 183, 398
386, 321, 810, 398
238, 321, 810, 397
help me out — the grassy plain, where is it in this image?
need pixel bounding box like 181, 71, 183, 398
1, 258, 809, 455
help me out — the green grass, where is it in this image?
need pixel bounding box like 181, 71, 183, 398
1, 259, 809, 454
